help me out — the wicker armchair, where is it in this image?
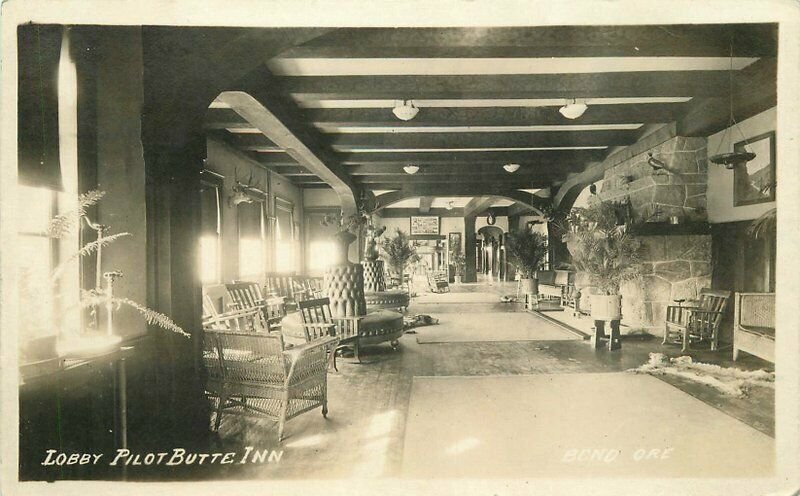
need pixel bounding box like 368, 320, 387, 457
203, 329, 338, 441
663, 288, 730, 352
733, 292, 775, 363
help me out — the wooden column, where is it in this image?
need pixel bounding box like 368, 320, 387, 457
464, 215, 478, 283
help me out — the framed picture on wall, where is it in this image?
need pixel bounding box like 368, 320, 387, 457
734, 131, 776, 206
410, 216, 440, 235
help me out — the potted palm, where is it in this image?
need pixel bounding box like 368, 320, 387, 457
452, 253, 466, 284
563, 202, 643, 321
505, 229, 548, 295
380, 229, 419, 289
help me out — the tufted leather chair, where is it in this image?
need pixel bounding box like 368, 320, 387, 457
324, 263, 367, 318
362, 260, 387, 292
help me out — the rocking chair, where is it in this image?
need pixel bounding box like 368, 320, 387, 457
663, 288, 731, 352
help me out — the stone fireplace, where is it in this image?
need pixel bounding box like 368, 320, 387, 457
589, 135, 712, 334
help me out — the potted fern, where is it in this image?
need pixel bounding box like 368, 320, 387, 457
380, 229, 419, 289
20, 191, 187, 377
505, 229, 549, 295
563, 202, 643, 321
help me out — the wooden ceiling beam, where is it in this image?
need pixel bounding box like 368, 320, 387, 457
279, 71, 733, 99
374, 187, 549, 212
346, 164, 580, 175
418, 196, 434, 214
463, 196, 501, 218
216, 91, 359, 213
275, 25, 776, 58
307, 104, 683, 127
336, 149, 607, 165
330, 130, 638, 149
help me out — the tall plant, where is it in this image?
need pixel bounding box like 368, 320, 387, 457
564, 202, 643, 295
505, 229, 549, 279
380, 229, 419, 282
20, 190, 188, 350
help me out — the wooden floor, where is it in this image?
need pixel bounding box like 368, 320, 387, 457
199, 279, 774, 481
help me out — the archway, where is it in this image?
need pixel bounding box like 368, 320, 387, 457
477, 225, 506, 281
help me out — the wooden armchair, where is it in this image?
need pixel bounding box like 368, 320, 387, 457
426, 271, 450, 293
298, 297, 363, 369
202, 329, 338, 441
203, 307, 270, 333
226, 281, 286, 328
663, 288, 731, 352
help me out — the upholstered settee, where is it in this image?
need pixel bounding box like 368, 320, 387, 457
324, 264, 367, 318
733, 292, 775, 363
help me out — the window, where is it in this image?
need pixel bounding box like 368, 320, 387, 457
305, 210, 340, 274
308, 240, 337, 271
18, 185, 81, 340
199, 172, 223, 284
238, 200, 266, 280
275, 198, 296, 274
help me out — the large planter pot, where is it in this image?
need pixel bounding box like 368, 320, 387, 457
332, 231, 358, 265
520, 277, 538, 295
590, 294, 622, 321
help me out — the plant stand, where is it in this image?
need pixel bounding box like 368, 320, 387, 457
591, 319, 621, 351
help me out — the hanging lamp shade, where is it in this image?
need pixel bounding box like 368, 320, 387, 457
403, 164, 420, 175
558, 99, 588, 119
392, 100, 419, 121
503, 163, 521, 173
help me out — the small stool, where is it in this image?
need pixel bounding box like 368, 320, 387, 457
591, 319, 621, 351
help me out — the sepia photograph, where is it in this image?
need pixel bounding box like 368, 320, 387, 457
1, 1, 799, 495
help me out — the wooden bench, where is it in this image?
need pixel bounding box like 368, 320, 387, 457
733, 292, 775, 363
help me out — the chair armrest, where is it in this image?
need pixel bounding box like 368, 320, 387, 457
284, 335, 339, 358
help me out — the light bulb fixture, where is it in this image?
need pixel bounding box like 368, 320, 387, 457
403, 164, 420, 175
503, 163, 521, 173
392, 99, 419, 121
445, 201, 454, 211
558, 99, 588, 120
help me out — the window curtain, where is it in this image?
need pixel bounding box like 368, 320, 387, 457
200, 183, 220, 237
274, 197, 295, 273
18, 24, 64, 190
239, 201, 264, 239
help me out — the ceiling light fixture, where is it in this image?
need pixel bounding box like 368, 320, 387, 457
392, 99, 419, 121
503, 163, 521, 173
403, 164, 420, 175
446, 201, 454, 211
558, 99, 588, 119
709, 36, 757, 170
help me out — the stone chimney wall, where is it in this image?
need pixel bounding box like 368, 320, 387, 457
586, 136, 713, 334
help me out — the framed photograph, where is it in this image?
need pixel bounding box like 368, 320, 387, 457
734, 131, 776, 206
410, 215, 440, 235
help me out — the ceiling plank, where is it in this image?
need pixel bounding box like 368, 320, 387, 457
419, 196, 434, 214
329, 130, 638, 149
278, 71, 733, 100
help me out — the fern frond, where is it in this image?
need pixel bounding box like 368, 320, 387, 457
46, 190, 106, 238
74, 289, 188, 337
50, 232, 131, 282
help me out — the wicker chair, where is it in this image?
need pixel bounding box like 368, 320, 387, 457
733, 292, 775, 363
663, 288, 731, 352
203, 329, 338, 441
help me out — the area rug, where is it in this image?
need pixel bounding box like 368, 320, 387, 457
629, 352, 775, 397
400, 373, 774, 478
412, 292, 501, 304
415, 312, 579, 343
